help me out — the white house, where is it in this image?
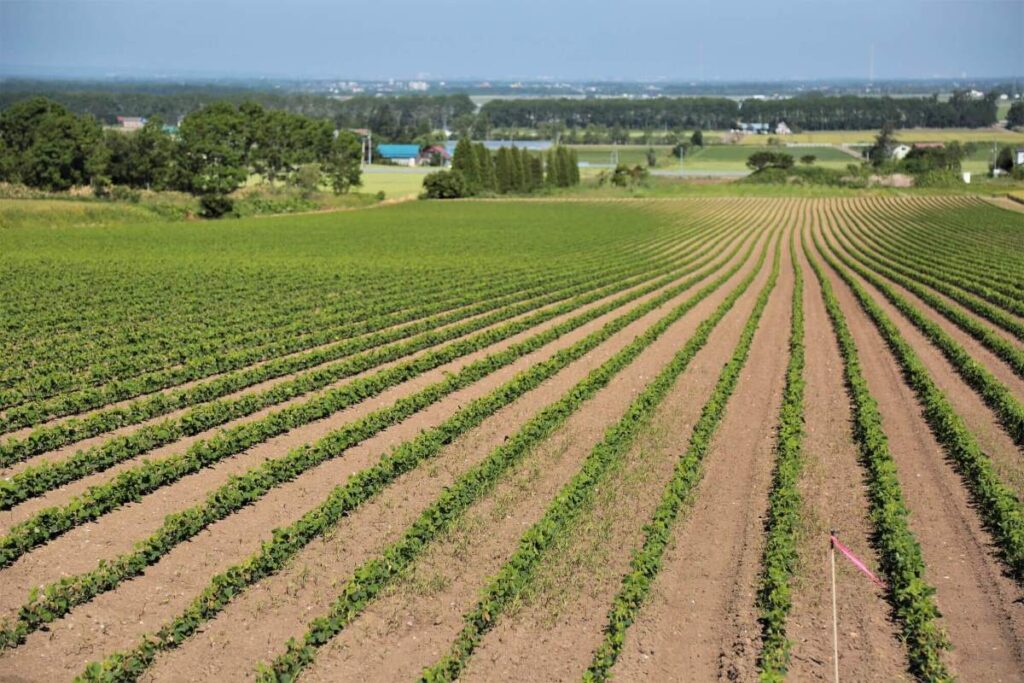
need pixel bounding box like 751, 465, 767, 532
1016, 147, 1024, 166
775, 121, 792, 135
891, 144, 912, 160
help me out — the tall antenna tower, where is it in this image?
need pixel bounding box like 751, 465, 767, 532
699, 42, 705, 82
869, 43, 875, 85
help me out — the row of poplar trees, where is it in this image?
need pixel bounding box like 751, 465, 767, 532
451, 138, 579, 195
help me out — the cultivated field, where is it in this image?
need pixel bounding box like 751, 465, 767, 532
0, 196, 1023, 682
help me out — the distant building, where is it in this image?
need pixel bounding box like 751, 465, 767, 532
912, 142, 944, 150
377, 144, 421, 167
116, 116, 146, 131
735, 122, 770, 134
419, 145, 451, 165
891, 144, 912, 160
775, 121, 792, 135
1016, 147, 1024, 166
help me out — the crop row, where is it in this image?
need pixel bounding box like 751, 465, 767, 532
0, 239, 675, 432
837, 207, 1024, 342
822, 226, 1024, 448
0, 228, 709, 465
582, 232, 781, 683
418, 232, 780, 683
0, 227, 745, 565
754, 230, 806, 681
813, 230, 1024, 582
833, 211, 1024, 381
805, 228, 951, 680
3, 232, 759, 655
73, 224, 766, 683
1, 207, 701, 406
857, 198, 1024, 304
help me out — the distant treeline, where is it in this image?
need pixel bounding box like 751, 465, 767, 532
0, 85, 1001, 139
480, 92, 999, 130
0, 85, 474, 142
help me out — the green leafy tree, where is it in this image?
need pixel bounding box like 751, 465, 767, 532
800, 154, 816, 165
646, 147, 657, 167
746, 151, 794, 171
290, 163, 322, 198
1008, 101, 1024, 129
690, 129, 704, 147
178, 102, 250, 216
995, 145, 1015, 173
866, 123, 898, 167
0, 97, 106, 191
421, 169, 467, 198
323, 130, 363, 195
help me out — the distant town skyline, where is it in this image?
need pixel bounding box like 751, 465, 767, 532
2, 0, 1022, 82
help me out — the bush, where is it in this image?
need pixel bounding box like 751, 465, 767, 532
747, 151, 794, 171
421, 170, 468, 199
110, 186, 141, 204
199, 194, 234, 218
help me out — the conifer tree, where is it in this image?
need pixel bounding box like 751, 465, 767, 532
495, 147, 513, 193
452, 137, 480, 191
510, 146, 525, 192
471, 143, 491, 191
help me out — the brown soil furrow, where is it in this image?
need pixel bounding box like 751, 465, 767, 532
786, 229, 908, 681
0, 244, 734, 613
814, 216, 1024, 681
0, 230, 763, 681
463, 225, 796, 683
823, 222, 1024, 494
606, 230, 789, 682
0, 270, 682, 533
271, 231, 777, 683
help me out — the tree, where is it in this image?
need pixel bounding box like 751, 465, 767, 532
800, 154, 816, 165
746, 151, 794, 171
867, 123, 898, 167
323, 130, 363, 194
690, 129, 704, 147
290, 163, 322, 198
1008, 101, 1024, 129
475, 144, 495, 192
646, 147, 657, 167
178, 102, 250, 216
0, 97, 106, 191
422, 169, 467, 198
452, 137, 480, 190
495, 147, 513, 193
995, 145, 1015, 173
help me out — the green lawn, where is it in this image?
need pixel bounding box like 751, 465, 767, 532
357, 165, 432, 198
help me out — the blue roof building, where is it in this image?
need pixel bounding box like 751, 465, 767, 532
377, 144, 422, 166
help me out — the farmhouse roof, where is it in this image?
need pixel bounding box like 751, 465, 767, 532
912, 142, 944, 149
377, 144, 421, 159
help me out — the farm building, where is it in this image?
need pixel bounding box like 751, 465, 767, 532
116, 116, 146, 131
377, 144, 421, 167
420, 145, 451, 165
890, 144, 912, 160
1016, 147, 1024, 166
735, 122, 770, 134
775, 121, 792, 135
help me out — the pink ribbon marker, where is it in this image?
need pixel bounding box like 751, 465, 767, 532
830, 534, 887, 590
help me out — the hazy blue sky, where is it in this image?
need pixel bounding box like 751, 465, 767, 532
1, 0, 1021, 81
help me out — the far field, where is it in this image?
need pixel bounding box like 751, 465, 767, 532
0, 192, 1022, 682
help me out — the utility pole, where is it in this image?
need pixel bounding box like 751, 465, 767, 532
869, 43, 875, 87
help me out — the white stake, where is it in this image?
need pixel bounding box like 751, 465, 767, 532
830, 531, 840, 683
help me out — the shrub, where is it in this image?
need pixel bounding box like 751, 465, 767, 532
199, 194, 234, 218
421, 170, 467, 199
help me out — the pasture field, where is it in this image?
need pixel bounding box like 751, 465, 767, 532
572, 144, 856, 172
707, 127, 1024, 146
1, 195, 1023, 682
